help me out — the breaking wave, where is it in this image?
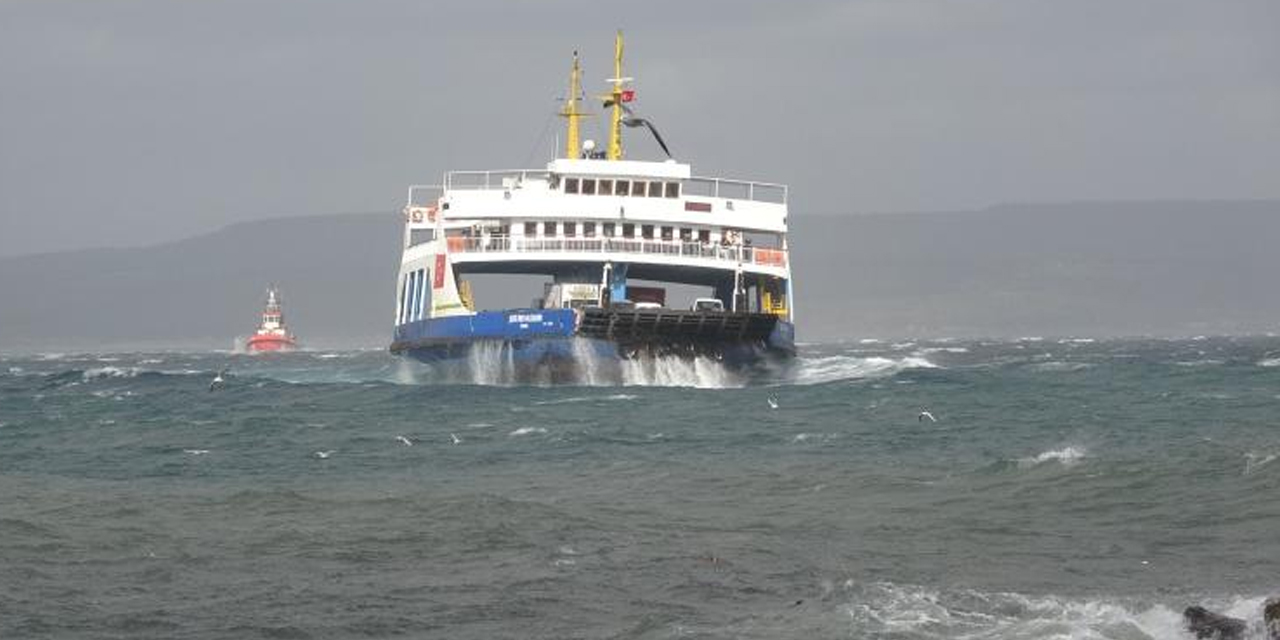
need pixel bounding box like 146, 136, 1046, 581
789, 355, 938, 386
1017, 445, 1089, 468
844, 582, 1269, 640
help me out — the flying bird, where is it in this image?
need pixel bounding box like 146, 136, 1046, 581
314, 450, 334, 459
450, 433, 462, 445
208, 369, 227, 391
918, 411, 937, 422
767, 397, 779, 410
395, 435, 413, 447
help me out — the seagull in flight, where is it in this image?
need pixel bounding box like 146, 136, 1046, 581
450, 433, 462, 445
918, 411, 937, 422
208, 368, 227, 391
183, 449, 210, 455
395, 435, 414, 447
314, 450, 335, 459
767, 397, 779, 410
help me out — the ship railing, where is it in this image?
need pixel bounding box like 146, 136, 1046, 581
444, 170, 552, 191
684, 177, 787, 205
445, 236, 788, 268
406, 184, 444, 207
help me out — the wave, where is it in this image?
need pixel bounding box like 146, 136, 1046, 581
508, 427, 548, 437
844, 581, 1268, 639
789, 355, 938, 386
1017, 445, 1088, 468
1027, 361, 1094, 372
533, 393, 638, 405
1258, 357, 1280, 368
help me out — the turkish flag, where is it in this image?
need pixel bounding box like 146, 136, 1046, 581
620, 89, 635, 103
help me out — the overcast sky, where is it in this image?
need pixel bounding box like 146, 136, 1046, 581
2, 0, 1277, 256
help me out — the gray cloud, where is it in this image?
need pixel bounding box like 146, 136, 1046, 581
2, 0, 1277, 255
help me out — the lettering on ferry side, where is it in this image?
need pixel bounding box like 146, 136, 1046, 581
508, 313, 544, 324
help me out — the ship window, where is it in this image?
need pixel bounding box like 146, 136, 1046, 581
406, 271, 417, 323
565, 222, 576, 237
622, 223, 635, 238
615, 180, 630, 196
680, 227, 693, 241
632, 181, 647, 197
661, 226, 674, 241
583, 222, 596, 237
598, 179, 613, 196
641, 224, 654, 239
417, 269, 425, 320
564, 178, 579, 194
581, 179, 596, 195
699, 229, 710, 243
648, 182, 663, 198
603, 222, 616, 237
545, 221, 558, 237
524, 222, 537, 236
665, 182, 680, 198
399, 276, 409, 324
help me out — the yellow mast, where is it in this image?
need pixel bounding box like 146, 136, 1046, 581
559, 51, 586, 159
607, 30, 625, 161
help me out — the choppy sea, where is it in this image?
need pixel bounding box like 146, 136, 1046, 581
2, 336, 1279, 639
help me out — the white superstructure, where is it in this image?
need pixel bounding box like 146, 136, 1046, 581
393, 32, 794, 333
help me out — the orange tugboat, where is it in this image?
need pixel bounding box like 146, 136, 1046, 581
246, 287, 297, 352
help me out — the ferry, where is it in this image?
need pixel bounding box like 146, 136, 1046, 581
246, 287, 297, 352
390, 33, 794, 372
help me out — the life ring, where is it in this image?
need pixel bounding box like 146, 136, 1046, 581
410, 209, 424, 223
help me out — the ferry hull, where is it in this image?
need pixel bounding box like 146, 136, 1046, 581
390, 308, 794, 369
246, 335, 297, 352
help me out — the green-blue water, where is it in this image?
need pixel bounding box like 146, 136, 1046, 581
2, 337, 1279, 638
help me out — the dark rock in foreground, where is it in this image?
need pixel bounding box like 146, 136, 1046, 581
1184, 606, 1246, 640
1265, 597, 1280, 640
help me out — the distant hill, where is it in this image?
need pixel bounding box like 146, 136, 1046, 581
0, 201, 1276, 351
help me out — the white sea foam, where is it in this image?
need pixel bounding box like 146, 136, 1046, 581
1018, 445, 1088, 468
81, 366, 141, 380
508, 427, 548, 437
1059, 337, 1097, 344
918, 346, 969, 354
1258, 357, 1280, 367
790, 355, 937, 386
1174, 359, 1225, 367
843, 582, 1267, 640
534, 393, 638, 405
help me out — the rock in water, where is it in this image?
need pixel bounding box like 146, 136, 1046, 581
1265, 597, 1280, 640
1184, 606, 1246, 640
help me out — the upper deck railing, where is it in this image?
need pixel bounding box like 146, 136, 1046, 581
443, 236, 788, 269
406, 170, 788, 207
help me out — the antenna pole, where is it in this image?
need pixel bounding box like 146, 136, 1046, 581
607, 30, 624, 161
559, 51, 584, 159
